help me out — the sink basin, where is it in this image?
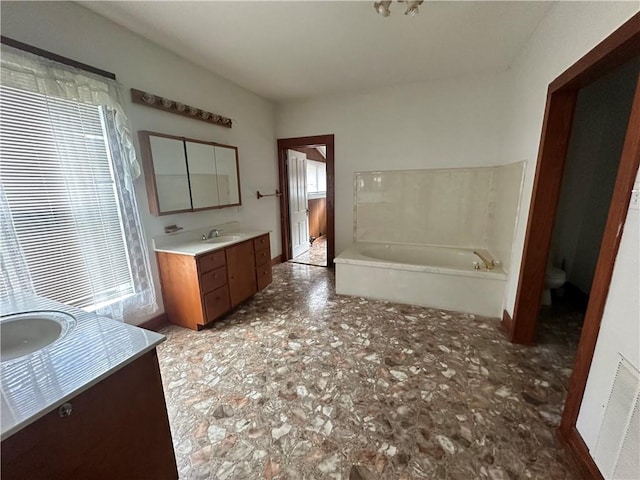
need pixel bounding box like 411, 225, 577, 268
0, 311, 75, 362
203, 234, 245, 244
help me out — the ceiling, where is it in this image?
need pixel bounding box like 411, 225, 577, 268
81, 1, 553, 103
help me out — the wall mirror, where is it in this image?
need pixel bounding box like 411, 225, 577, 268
139, 131, 241, 216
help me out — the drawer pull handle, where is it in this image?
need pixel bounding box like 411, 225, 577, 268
58, 402, 73, 418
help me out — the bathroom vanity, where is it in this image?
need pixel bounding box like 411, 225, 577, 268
0, 294, 177, 479
154, 229, 272, 330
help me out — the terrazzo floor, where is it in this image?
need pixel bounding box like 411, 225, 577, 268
157, 263, 582, 480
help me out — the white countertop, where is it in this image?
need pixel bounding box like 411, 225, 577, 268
0, 293, 165, 441
153, 225, 271, 256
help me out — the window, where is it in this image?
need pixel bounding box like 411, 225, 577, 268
0, 85, 134, 310
306, 160, 326, 197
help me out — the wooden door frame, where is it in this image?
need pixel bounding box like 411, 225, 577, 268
504, 12, 640, 479
277, 135, 335, 266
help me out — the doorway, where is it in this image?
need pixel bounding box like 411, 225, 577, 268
504, 12, 639, 479
537, 58, 639, 350
277, 135, 335, 267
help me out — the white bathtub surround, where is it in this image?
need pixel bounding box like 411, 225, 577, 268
345, 163, 523, 316
335, 243, 506, 318
486, 162, 526, 272
354, 167, 491, 247
353, 163, 524, 272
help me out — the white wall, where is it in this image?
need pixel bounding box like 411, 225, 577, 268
276, 71, 512, 256
552, 59, 639, 294
0, 1, 280, 325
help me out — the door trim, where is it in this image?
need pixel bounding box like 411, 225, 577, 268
505, 11, 639, 480
277, 135, 335, 266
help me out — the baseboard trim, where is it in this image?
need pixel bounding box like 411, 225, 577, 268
138, 313, 169, 332
558, 425, 603, 480
271, 254, 283, 267
501, 309, 514, 340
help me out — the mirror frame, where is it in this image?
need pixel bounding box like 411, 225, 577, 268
138, 131, 242, 216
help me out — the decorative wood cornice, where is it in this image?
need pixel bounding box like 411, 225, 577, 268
131, 88, 232, 128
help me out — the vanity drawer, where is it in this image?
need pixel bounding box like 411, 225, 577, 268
204, 285, 231, 324
256, 263, 272, 291
255, 247, 271, 267
198, 250, 226, 274
200, 266, 227, 294
253, 234, 270, 255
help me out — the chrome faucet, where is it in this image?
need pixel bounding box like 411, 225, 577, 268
207, 228, 221, 239
473, 251, 495, 270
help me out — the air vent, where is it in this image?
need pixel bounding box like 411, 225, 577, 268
612, 394, 640, 479
593, 355, 640, 479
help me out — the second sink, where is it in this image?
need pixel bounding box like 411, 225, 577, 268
0, 311, 76, 362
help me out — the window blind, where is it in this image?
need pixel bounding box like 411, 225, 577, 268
0, 85, 134, 309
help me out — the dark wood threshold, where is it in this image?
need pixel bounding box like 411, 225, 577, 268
138, 313, 169, 332
558, 426, 604, 480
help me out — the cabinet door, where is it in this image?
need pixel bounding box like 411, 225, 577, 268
1, 350, 177, 479
186, 141, 220, 209
148, 135, 191, 214
204, 285, 231, 323
226, 240, 257, 307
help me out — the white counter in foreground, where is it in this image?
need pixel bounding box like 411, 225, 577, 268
0, 293, 164, 441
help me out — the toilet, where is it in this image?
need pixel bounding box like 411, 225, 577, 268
542, 266, 567, 306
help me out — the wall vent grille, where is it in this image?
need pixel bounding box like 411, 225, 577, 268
612, 394, 640, 479
593, 355, 640, 479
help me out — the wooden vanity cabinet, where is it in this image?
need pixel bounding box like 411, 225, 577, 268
1, 350, 178, 480
157, 234, 272, 330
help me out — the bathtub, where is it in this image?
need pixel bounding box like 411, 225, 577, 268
334, 243, 506, 318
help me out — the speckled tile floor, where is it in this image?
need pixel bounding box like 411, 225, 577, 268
157, 263, 582, 480
291, 235, 327, 267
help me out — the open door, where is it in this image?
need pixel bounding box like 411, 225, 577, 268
287, 149, 309, 258
278, 134, 335, 266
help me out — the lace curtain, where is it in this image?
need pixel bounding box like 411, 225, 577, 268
0, 46, 140, 178
0, 45, 156, 322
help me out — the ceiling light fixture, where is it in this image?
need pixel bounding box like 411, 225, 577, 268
373, 0, 391, 17
374, 0, 424, 17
